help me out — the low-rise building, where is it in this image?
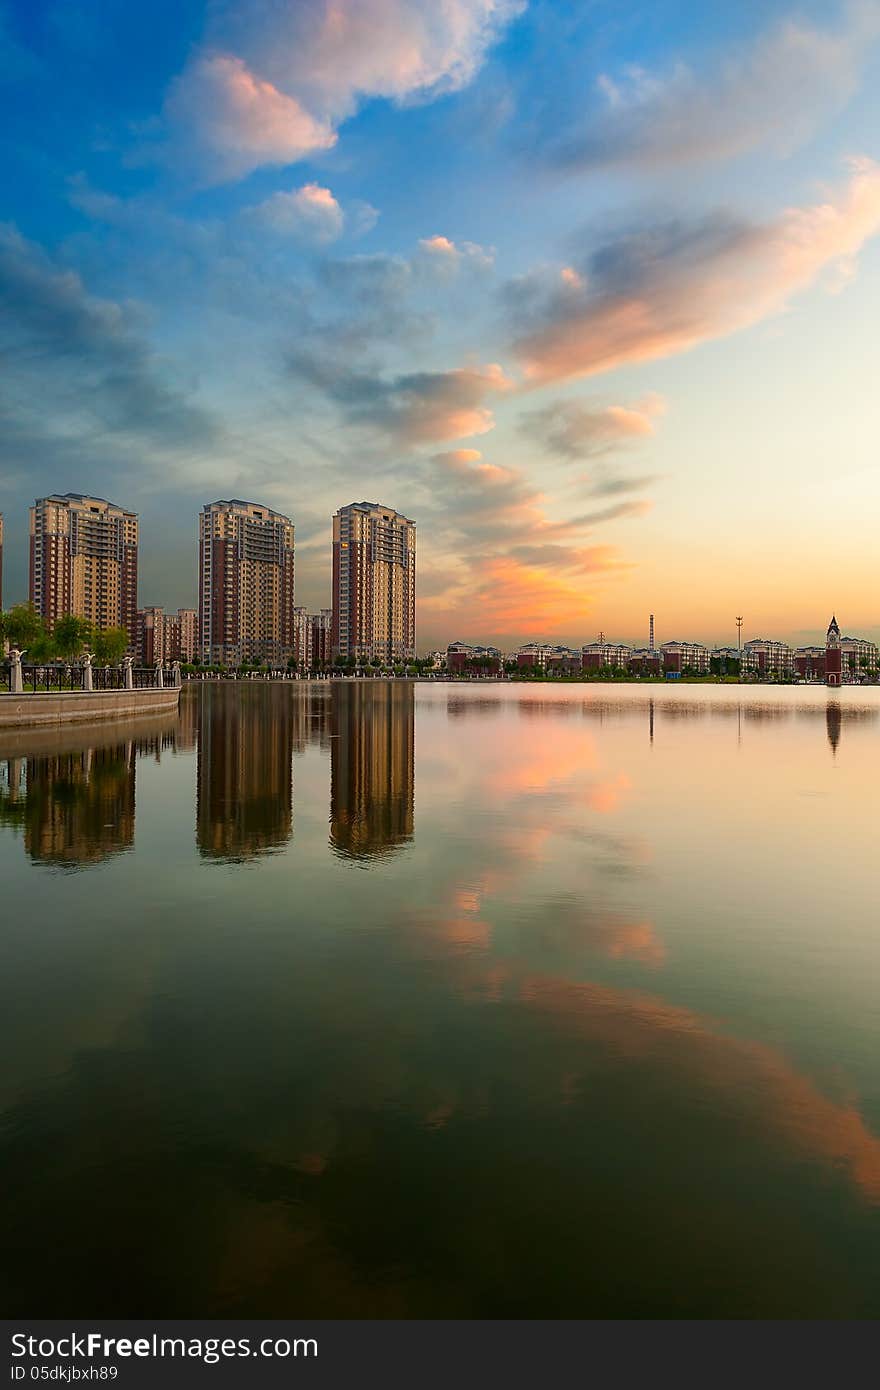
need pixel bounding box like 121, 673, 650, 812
628, 648, 661, 677
447, 641, 502, 675
793, 646, 825, 681
515, 643, 555, 672
546, 645, 582, 675
582, 641, 634, 671
741, 638, 793, 678
660, 640, 711, 675
840, 635, 879, 676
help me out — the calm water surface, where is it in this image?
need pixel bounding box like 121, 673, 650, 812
1, 681, 879, 1317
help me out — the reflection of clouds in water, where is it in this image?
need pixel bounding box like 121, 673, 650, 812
512, 898, 666, 967
515, 972, 880, 1205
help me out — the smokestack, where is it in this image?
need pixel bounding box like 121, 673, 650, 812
649, 614, 655, 652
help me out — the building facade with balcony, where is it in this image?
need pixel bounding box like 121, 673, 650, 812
741, 639, 793, 678
660, 640, 711, 675
199, 500, 295, 666
29, 493, 139, 645
332, 503, 416, 663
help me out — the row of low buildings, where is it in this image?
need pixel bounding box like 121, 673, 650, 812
442, 621, 879, 681
2, 494, 417, 668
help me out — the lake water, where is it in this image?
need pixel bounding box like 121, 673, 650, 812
2, 680, 879, 1317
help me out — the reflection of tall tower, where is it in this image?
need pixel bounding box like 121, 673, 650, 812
175, 688, 199, 752
196, 683, 293, 861
330, 682, 414, 860
10, 746, 136, 867
825, 615, 842, 688
826, 701, 842, 755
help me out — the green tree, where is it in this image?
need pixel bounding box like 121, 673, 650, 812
29, 628, 58, 663
94, 627, 129, 664
53, 615, 94, 661
3, 603, 45, 650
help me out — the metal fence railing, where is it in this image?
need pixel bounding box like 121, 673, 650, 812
0, 664, 178, 694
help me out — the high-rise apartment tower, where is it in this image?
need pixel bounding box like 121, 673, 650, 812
332, 502, 416, 663
199, 500, 295, 666
29, 493, 138, 641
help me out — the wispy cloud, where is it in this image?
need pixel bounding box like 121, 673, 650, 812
290, 354, 513, 444
520, 393, 665, 459
550, 3, 880, 172
0, 223, 218, 468
509, 158, 880, 383
417, 446, 642, 638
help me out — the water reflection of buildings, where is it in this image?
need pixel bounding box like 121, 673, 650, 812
196, 683, 295, 862
330, 682, 414, 861
826, 702, 842, 755
0, 724, 175, 869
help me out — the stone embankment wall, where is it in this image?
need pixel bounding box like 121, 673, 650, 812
0, 688, 180, 729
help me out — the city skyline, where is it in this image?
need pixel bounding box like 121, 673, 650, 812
2, 1, 879, 650
0, 490, 871, 654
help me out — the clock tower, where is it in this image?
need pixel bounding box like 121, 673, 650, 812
825, 615, 842, 688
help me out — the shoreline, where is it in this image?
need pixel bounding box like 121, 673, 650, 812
0, 686, 181, 730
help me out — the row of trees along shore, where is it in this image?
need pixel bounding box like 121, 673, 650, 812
0, 605, 129, 664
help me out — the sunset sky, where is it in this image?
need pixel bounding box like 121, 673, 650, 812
2, 0, 879, 649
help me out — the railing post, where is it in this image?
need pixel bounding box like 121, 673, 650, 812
123, 656, 134, 690
82, 654, 94, 692
10, 648, 25, 695
155, 660, 164, 690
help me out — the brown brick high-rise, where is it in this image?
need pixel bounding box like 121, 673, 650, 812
29, 494, 138, 644
199, 500, 295, 666
332, 502, 416, 663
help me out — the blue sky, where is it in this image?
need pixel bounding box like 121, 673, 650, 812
2, 0, 879, 647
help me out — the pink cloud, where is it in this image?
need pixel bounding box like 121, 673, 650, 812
246, 182, 344, 242
164, 53, 336, 183
513, 159, 880, 384
165, 2, 524, 182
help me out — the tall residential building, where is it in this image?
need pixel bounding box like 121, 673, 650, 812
29, 493, 139, 641
176, 608, 197, 664
292, 606, 312, 671
136, 605, 196, 665
137, 606, 166, 666
199, 500, 295, 666
332, 502, 416, 663
312, 609, 332, 668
